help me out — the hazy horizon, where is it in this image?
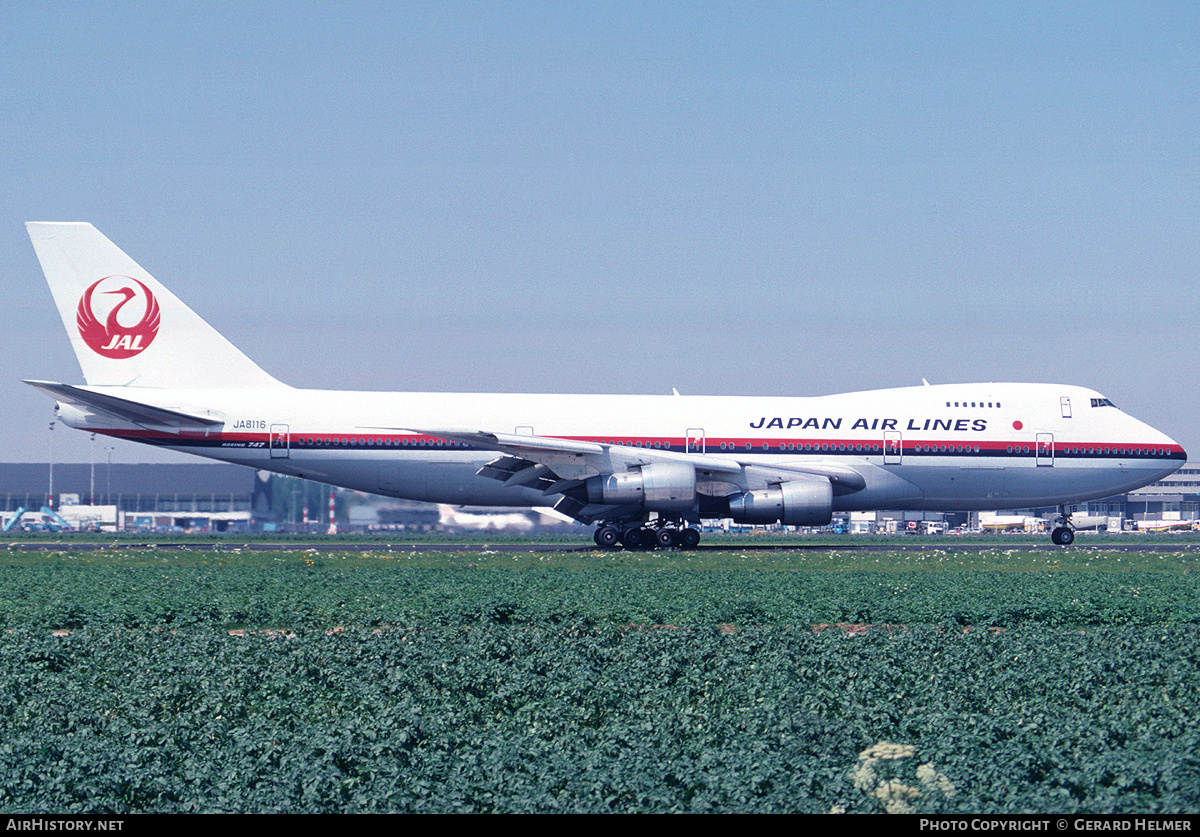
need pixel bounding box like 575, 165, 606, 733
5, 2, 1196, 465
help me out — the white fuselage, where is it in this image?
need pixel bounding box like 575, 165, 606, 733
27, 223, 1186, 537
58, 380, 1185, 514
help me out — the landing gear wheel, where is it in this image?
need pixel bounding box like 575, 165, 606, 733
655, 527, 678, 549
594, 526, 619, 547
678, 528, 701, 549
1051, 526, 1075, 546
636, 527, 657, 550
621, 527, 645, 550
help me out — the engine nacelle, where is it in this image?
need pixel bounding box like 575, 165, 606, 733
54, 401, 96, 430
586, 462, 697, 512
727, 479, 833, 526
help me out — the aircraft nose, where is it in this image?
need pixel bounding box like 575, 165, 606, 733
1160, 438, 1186, 478
1131, 416, 1187, 478
1163, 432, 1186, 466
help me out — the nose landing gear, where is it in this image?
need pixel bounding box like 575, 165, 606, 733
1050, 505, 1075, 545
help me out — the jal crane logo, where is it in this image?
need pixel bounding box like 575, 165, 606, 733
76, 277, 161, 358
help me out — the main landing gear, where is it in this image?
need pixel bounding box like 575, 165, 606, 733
593, 519, 702, 550
1050, 505, 1075, 546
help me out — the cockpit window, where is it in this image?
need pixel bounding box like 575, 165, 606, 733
1090, 398, 1117, 408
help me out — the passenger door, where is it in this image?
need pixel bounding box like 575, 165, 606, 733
1036, 433, 1054, 467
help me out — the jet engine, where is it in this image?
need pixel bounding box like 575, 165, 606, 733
727, 478, 833, 526
585, 462, 697, 512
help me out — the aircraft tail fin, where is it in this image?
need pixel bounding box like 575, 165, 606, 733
26, 222, 284, 389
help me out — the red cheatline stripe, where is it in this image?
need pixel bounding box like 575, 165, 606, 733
91, 428, 1186, 458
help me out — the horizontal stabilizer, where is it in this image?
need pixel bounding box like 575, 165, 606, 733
25, 380, 222, 433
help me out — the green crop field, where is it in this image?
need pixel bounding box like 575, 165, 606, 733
1, 544, 1198, 813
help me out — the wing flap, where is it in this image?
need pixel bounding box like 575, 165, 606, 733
744, 462, 868, 493
477, 455, 559, 492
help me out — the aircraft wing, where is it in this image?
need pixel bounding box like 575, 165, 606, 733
419, 428, 867, 495
420, 428, 741, 480
25, 381, 223, 434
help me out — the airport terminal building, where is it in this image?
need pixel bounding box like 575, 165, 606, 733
1101, 463, 1200, 524
0, 463, 447, 533
0, 463, 264, 532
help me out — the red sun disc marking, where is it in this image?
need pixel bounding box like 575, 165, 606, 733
1012, 420, 1023, 430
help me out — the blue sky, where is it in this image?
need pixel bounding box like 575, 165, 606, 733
3, 1, 1197, 465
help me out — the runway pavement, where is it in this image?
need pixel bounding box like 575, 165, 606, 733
5, 538, 1199, 553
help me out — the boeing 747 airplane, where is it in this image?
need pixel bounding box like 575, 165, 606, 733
25, 222, 1186, 547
